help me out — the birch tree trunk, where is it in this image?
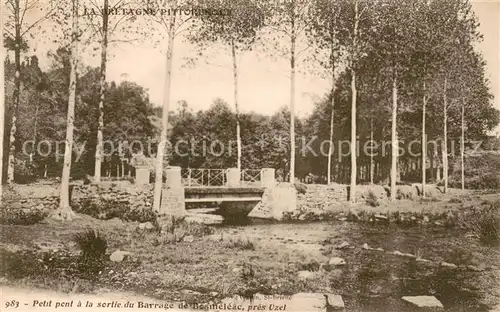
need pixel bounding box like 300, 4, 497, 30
94, 0, 109, 182
153, 11, 177, 213
422, 81, 427, 198
327, 39, 336, 185
231, 38, 241, 170
327, 93, 335, 185
390, 72, 398, 201
289, 1, 296, 183
53, 0, 79, 220
7, 0, 21, 184
461, 98, 465, 191
442, 76, 448, 192
370, 116, 374, 185
0, 11, 5, 202
349, 0, 359, 203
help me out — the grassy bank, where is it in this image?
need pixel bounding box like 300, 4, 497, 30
0, 193, 499, 311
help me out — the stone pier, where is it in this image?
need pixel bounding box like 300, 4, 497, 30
160, 166, 186, 215
249, 168, 297, 220
135, 166, 150, 185
226, 168, 241, 187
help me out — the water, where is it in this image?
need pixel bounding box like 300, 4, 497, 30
217, 220, 498, 312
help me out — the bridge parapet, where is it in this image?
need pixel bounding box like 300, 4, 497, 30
160, 167, 296, 220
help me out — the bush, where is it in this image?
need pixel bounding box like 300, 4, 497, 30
225, 237, 255, 250
0, 208, 48, 225
14, 159, 37, 184
470, 203, 500, 246
365, 190, 380, 207
294, 182, 307, 195
73, 229, 107, 277
74, 199, 157, 223
449, 153, 500, 190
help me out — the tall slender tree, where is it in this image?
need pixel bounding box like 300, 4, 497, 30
4, 0, 58, 183
186, 0, 265, 171
143, 0, 191, 213
265, 0, 313, 182
0, 7, 5, 202
52, 0, 78, 220
84, 0, 145, 182
306, 0, 344, 185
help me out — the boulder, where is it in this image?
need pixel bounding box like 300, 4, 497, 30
138, 222, 154, 230
328, 257, 346, 266
441, 262, 458, 269
183, 235, 195, 243
402, 296, 444, 309
289, 293, 326, 312
110, 250, 133, 262
297, 271, 316, 280
325, 294, 345, 309
336, 241, 350, 250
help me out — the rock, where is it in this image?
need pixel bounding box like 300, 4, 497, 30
402, 296, 444, 309
232, 267, 241, 273
290, 293, 326, 312
298, 214, 307, 221
180, 289, 201, 295
441, 261, 458, 269
375, 214, 388, 220
336, 241, 350, 249
138, 222, 154, 230
209, 292, 219, 297
110, 250, 133, 262
337, 217, 347, 221
183, 235, 194, 243
466, 264, 485, 272
297, 271, 316, 280
362, 243, 370, 250
423, 216, 430, 223
328, 257, 346, 266
325, 294, 345, 309
393, 250, 405, 256
434, 221, 443, 226
417, 258, 432, 263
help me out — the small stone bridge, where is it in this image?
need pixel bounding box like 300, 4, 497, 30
136, 167, 296, 220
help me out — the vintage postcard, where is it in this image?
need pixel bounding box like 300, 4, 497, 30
1, 0, 499, 311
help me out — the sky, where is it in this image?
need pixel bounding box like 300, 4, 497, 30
10, 0, 500, 126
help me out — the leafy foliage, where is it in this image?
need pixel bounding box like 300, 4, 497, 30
73, 229, 108, 277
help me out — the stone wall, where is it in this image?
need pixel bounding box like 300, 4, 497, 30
1, 183, 59, 211
71, 182, 154, 211
297, 183, 442, 213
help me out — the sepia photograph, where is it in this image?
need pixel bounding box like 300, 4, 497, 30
0, 0, 499, 311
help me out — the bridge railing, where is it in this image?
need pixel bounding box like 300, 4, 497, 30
181, 168, 227, 187
241, 169, 262, 187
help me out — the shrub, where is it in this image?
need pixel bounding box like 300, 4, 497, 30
294, 182, 307, 195
73, 229, 107, 277
226, 237, 255, 250
75, 198, 157, 223
298, 260, 321, 272
470, 203, 500, 246
365, 190, 380, 207
14, 159, 37, 184
448, 197, 463, 204
0, 208, 48, 225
